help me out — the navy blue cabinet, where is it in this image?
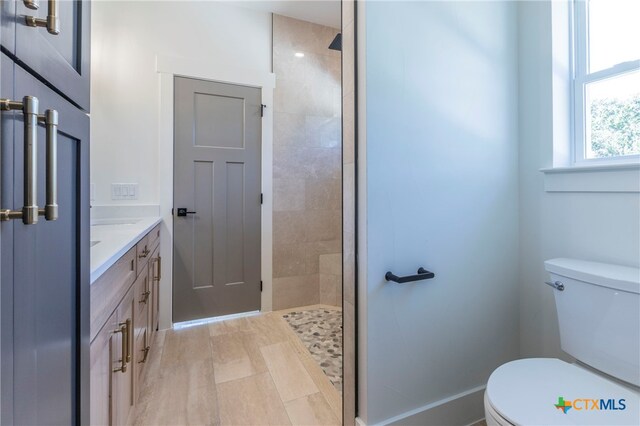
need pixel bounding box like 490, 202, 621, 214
2, 0, 91, 110
0, 1, 90, 424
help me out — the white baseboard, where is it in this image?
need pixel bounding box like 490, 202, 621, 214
371, 385, 486, 426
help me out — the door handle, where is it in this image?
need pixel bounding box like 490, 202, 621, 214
0, 96, 40, 224
385, 267, 435, 283
39, 109, 58, 221
25, 0, 60, 35
176, 208, 196, 217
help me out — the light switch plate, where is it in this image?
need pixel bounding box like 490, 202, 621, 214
111, 183, 139, 200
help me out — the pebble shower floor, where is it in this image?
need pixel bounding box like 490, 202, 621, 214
282, 308, 343, 393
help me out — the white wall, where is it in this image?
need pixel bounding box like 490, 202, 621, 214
358, 1, 520, 424
91, 1, 272, 206
517, 1, 640, 359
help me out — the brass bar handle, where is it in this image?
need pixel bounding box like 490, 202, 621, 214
157, 255, 162, 281
138, 346, 150, 364
23, 0, 39, 10
38, 109, 58, 221
113, 322, 128, 373
125, 318, 131, 363
138, 330, 150, 364
139, 290, 150, 304
152, 257, 161, 282
25, 0, 60, 35
0, 96, 39, 224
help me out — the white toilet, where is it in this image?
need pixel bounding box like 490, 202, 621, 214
484, 258, 640, 425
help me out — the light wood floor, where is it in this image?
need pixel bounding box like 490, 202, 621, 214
134, 305, 343, 426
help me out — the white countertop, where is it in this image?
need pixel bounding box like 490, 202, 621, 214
90, 216, 162, 284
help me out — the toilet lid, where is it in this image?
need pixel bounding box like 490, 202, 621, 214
486, 358, 640, 425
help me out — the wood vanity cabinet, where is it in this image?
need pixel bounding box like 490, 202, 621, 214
89, 225, 161, 425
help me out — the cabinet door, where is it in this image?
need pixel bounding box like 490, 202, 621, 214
113, 287, 135, 426
90, 310, 118, 426
9, 0, 91, 110
0, 53, 17, 426
5, 60, 89, 425
0, 0, 16, 53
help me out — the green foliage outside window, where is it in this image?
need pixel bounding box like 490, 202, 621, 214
590, 94, 640, 158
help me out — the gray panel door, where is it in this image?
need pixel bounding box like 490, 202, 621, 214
173, 77, 261, 322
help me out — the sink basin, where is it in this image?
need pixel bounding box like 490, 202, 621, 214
90, 240, 101, 247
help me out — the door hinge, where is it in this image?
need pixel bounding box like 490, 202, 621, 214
260, 193, 263, 204
260, 104, 266, 117
260, 280, 263, 292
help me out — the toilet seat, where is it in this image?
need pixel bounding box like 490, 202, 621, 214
485, 358, 639, 425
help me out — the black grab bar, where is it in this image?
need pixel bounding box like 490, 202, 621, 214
385, 267, 435, 283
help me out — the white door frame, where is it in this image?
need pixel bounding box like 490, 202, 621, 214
156, 54, 276, 330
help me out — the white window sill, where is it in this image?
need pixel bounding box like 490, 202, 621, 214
540, 163, 640, 193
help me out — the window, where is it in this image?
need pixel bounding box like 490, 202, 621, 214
573, 0, 640, 164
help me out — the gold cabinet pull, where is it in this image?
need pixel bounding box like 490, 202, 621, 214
138, 346, 150, 364
23, 0, 39, 10
38, 109, 58, 221
25, 0, 60, 35
112, 321, 128, 373
138, 330, 150, 364
138, 246, 149, 258
124, 318, 131, 363
152, 257, 161, 282
139, 276, 150, 304
156, 255, 162, 281
0, 96, 40, 224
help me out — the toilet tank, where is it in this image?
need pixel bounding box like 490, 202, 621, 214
544, 258, 640, 387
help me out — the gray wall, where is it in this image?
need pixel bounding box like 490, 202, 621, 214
517, 1, 640, 359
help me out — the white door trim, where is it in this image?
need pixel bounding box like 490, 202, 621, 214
156, 54, 276, 330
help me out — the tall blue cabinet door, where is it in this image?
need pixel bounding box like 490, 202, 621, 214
9, 0, 90, 110
9, 62, 89, 425
0, 0, 16, 52
0, 52, 17, 426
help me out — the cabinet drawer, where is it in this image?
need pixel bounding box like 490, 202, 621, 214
148, 225, 161, 251
91, 247, 136, 342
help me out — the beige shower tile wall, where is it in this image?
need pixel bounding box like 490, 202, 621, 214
342, 1, 357, 424
272, 15, 342, 311
320, 253, 342, 306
